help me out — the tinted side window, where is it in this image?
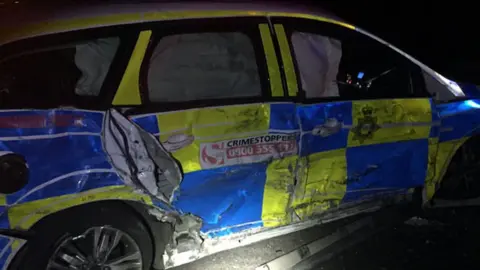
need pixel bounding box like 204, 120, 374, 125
144, 20, 267, 104
284, 20, 424, 100
0, 37, 119, 108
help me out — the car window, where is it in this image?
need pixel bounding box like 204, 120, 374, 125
146, 32, 262, 103
422, 70, 457, 101
285, 20, 425, 100
0, 37, 120, 108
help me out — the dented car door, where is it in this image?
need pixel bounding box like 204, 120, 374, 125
272, 23, 350, 220
272, 17, 437, 219
118, 18, 300, 237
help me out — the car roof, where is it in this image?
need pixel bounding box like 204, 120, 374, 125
0, 1, 352, 46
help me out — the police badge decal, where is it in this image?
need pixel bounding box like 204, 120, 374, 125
352, 106, 380, 143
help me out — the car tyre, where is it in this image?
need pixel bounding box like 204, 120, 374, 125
11, 201, 154, 270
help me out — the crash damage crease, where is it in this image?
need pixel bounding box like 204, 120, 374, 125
103, 109, 211, 261
102, 109, 182, 204
163, 197, 404, 268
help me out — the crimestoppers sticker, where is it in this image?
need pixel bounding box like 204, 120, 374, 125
200, 134, 297, 169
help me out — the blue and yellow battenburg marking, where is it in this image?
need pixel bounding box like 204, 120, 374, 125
424, 99, 480, 199
131, 96, 442, 235
132, 103, 300, 235
290, 98, 432, 217
0, 109, 154, 266
344, 99, 432, 202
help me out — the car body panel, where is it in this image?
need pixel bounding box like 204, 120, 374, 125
292, 102, 351, 219
132, 102, 299, 236
0, 109, 167, 267
0, 3, 478, 269
423, 99, 480, 199
0, 3, 352, 47
344, 98, 433, 202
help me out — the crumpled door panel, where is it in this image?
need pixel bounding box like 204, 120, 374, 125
103, 109, 182, 204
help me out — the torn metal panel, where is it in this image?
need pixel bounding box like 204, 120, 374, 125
103, 109, 182, 204
262, 155, 298, 227
132, 103, 300, 235
0, 109, 172, 270
293, 101, 351, 220
292, 150, 347, 220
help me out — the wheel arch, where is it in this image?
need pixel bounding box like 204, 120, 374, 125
7, 189, 173, 270
429, 134, 480, 201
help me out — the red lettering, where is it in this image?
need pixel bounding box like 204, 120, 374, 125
0, 115, 84, 129
0, 115, 46, 128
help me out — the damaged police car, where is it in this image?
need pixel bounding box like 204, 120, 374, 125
0, 2, 478, 269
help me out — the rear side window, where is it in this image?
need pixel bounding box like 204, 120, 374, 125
146, 32, 262, 102
284, 20, 426, 100
0, 37, 120, 108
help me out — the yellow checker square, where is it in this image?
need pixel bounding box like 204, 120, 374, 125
425, 137, 439, 186
157, 104, 271, 173
112, 30, 151, 105
262, 155, 297, 228
0, 195, 6, 206
348, 99, 432, 147
425, 137, 467, 200
292, 149, 347, 220
8, 186, 151, 231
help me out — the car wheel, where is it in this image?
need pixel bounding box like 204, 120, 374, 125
13, 201, 154, 270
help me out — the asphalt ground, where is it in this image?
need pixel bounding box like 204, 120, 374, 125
172, 206, 480, 270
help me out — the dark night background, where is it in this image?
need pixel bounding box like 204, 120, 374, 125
1, 1, 478, 85
3, 0, 478, 84
322, 1, 479, 85
1, 1, 479, 269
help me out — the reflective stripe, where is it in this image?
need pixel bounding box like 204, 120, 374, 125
425, 137, 467, 200
1, 11, 353, 46
273, 24, 298, 97
112, 30, 151, 105
8, 169, 117, 206
7, 185, 151, 230
292, 149, 347, 219
262, 155, 297, 227
259, 24, 283, 97
348, 99, 432, 147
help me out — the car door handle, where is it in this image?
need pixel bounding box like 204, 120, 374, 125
312, 118, 342, 137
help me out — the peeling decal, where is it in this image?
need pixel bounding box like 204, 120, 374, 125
162, 134, 195, 152
199, 134, 297, 169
